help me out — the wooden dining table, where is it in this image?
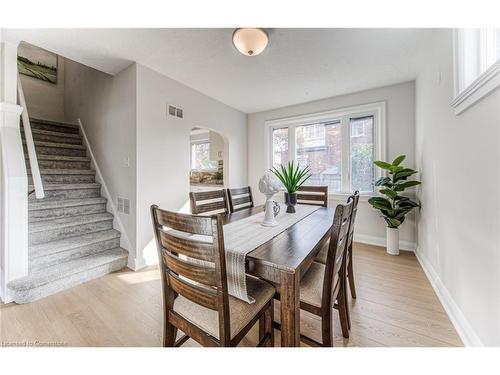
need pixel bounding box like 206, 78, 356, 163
221, 205, 335, 347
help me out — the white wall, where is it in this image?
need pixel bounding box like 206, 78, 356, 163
64, 60, 137, 262
415, 29, 500, 346
135, 64, 247, 266
247, 81, 417, 248
19, 54, 65, 122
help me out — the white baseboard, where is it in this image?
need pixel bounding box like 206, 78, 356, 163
354, 233, 416, 252
127, 255, 147, 271
76, 118, 132, 253
414, 247, 483, 346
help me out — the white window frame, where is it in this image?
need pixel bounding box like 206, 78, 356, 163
265, 101, 387, 199
452, 28, 500, 115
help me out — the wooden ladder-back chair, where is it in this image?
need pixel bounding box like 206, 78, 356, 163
227, 186, 254, 213
274, 200, 354, 346
296, 185, 328, 207
189, 189, 229, 215
344, 190, 360, 329
150, 205, 275, 347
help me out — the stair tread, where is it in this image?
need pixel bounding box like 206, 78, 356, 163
29, 212, 114, 233
29, 197, 106, 211
8, 248, 128, 291
29, 183, 100, 191
29, 118, 80, 129
28, 168, 95, 175
24, 140, 86, 149
31, 154, 90, 161
24, 128, 83, 139
30, 229, 121, 258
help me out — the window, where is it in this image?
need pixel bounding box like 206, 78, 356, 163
268, 102, 385, 195
452, 28, 500, 114
191, 142, 218, 170
271, 128, 289, 167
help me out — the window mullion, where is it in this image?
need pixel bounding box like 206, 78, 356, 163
289, 125, 296, 163
341, 116, 350, 193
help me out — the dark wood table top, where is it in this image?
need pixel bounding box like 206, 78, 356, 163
221, 205, 334, 274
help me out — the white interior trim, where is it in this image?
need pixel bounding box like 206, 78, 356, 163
414, 247, 483, 346
451, 61, 500, 115
75, 118, 137, 270
0, 102, 27, 303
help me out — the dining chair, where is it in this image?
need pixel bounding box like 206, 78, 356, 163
227, 186, 254, 213
344, 191, 360, 329
150, 205, 275, 347
273, 200, 354, 346
297, 185, 328, 207
189, 189, 229, 215
296, 186, 330, 264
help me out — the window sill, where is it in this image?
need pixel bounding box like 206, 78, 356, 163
328, 192, 376, 202
451, 61, 500, 115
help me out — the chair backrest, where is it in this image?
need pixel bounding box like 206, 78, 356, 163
150, 205, 231, 343
321, 200, 353, 308
189, 189, 229, 215
297, 185, 328, 207
227, 186, 254, 213
346, 191, 360, 253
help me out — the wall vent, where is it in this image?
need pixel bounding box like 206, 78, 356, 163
117, 197, 130, 214
167, 104, 184, 119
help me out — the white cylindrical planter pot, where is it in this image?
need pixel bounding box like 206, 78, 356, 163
386, 227, 400, 256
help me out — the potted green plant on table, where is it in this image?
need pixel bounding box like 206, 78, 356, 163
368, 155, 421, 255
271, 161, 311, 213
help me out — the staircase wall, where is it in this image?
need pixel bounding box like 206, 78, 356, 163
64, 60, 137, 265
18, 42, 65, 122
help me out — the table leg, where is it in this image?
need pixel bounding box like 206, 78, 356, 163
279, 271, 300, 347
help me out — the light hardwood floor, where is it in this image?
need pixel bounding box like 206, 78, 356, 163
0, 243, 462, 347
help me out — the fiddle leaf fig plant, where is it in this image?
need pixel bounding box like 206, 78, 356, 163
368, 155, 421, 229
270, 161, 311, 193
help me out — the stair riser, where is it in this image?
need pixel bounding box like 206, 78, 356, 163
30, 122, 80, 135
22, 132, 83, 145
30, 174, 96, 184
28, 159, 91, 169
28, 187, 101, 201
30, 237, 121, 271
11, 256, 127, 304
31, 145, 86, 157
29, 219, 113, 245
29, 203, 107, 222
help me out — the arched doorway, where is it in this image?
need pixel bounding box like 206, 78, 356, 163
189, 127, 227, 193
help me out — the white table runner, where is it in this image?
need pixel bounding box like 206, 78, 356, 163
223, 203, 320, 303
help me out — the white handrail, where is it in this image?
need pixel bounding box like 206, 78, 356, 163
17, 74, 44, 199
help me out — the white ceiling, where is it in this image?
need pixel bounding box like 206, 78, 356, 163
5, 28, 435, 113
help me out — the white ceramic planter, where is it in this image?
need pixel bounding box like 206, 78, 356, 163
386, 227, 400, 255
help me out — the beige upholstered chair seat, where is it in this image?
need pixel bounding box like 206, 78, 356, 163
300, 262, 339, 308
173, 275, 275, 339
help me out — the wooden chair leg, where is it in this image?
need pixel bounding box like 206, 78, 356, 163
264, 299, 274, 347
348, 258, 357, 299
164, 322, 177, 347
337, 290, 350, 339
259, 314, 266, 343
321, 309, 333, 347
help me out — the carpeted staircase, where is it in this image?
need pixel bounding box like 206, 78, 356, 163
7, 118, 128, 304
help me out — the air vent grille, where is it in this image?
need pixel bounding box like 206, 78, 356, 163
167, 104, 184, 119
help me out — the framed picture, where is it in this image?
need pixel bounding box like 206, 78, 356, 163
17, 42, 58, 84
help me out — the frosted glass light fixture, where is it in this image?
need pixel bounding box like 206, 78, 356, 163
232, 28, 269, 56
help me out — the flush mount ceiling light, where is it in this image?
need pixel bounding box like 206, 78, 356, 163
232, 28, 269, 57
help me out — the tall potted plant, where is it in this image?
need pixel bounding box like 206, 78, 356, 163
368, 155, 420, 255
271, 161, 311, 213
